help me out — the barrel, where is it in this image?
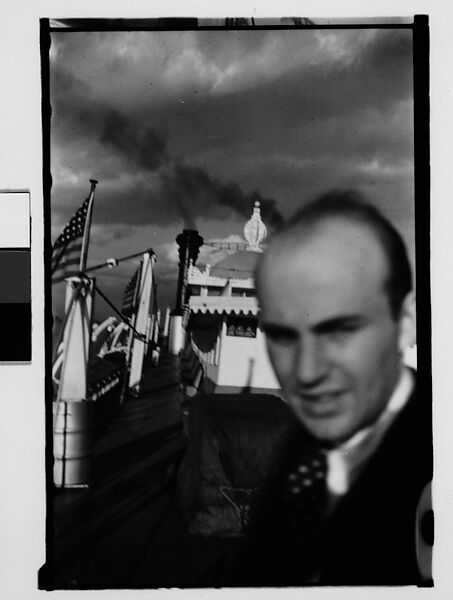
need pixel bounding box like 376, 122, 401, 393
53, 400, 94, 488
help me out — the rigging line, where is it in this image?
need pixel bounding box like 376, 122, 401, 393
84, 248, 155, 274
93, 282, 147, 343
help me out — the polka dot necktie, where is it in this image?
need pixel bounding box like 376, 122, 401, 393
284, 446, 328, 538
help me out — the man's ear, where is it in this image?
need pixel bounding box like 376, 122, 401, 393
398, 291, 416, 353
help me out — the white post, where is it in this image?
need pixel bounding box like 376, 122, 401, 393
169, 314, 185, 355
128, 252, 155, 395
53, 276, 95, 488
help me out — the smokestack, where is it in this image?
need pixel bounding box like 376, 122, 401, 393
174, 229, 204, 314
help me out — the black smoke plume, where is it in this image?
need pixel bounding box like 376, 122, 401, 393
100, 108, 169, 172
160, 162, 284, 229
52, 65, 169, 173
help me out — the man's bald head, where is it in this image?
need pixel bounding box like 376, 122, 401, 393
257, 190, 412, 319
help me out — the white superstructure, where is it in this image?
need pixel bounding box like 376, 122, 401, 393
185, 202, 281, 394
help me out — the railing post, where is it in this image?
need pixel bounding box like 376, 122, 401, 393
161, 306, 171, 350
154, 309, 161, 345
145, 313, 152, 349
53, 276, 95, 488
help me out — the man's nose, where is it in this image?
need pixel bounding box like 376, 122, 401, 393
295, 336, 328, 387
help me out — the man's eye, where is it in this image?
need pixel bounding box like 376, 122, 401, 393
338, 324, 360, 333
328, 324, 361, 340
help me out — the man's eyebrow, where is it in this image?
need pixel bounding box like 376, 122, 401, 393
261, 322, 297, 337
313, 315, 366, 334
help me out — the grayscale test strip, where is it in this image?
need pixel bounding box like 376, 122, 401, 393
0, 191, 31, 362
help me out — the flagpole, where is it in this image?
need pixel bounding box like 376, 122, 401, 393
79, 178, 98, 272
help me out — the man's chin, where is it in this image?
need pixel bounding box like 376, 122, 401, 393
295, 410, 353, 445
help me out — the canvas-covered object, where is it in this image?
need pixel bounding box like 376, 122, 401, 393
177, 393, 298, 536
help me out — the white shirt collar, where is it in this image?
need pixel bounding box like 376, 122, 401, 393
326, 367, 414, 496
342, 367, 413, 451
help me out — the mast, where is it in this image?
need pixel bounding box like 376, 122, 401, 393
79, 178, 98, 271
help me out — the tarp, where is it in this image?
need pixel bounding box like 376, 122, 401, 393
177, 393, 298, 537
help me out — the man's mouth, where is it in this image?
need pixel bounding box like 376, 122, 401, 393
299, 391, 344, 417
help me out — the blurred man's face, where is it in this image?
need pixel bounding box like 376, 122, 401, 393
258, 218, 410, 444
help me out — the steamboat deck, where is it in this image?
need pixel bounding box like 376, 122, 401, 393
44, 352, 242, 589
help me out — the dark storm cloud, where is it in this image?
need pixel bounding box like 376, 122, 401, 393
52, 177, 166, 228
51, 27, 413, 248
51, 62, 285, 230
144, 31, 413, 217
179, 30, 410, 145
357, 28, 413, 78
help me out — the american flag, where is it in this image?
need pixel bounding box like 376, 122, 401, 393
51, 196, 90, 284
121, 266, 140, 318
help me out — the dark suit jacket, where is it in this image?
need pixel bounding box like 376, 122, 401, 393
230, 383, 432, 586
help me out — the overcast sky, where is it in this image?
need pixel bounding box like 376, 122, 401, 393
50, 25, 414, 320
